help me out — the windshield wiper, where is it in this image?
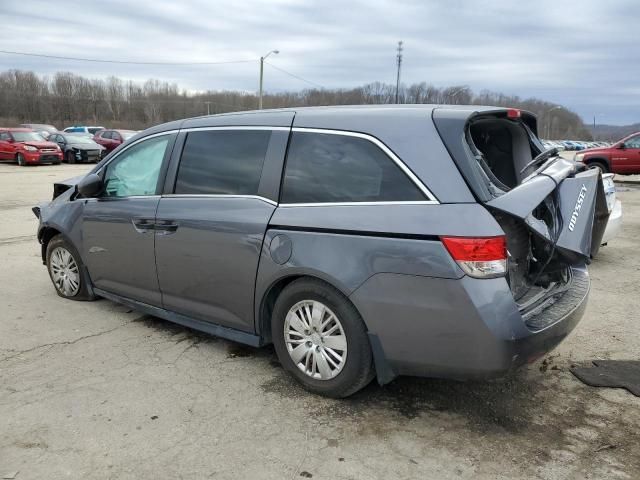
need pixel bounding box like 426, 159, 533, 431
520, 147, 559, 176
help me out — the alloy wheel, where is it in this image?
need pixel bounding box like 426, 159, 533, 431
284, 300, 348, 380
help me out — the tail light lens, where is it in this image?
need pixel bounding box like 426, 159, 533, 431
441, 236, 507, 278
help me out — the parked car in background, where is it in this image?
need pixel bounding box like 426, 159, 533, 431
20, 123, 58, 139
49, 132, 105, 163
0, 128, 62, 166
600, 173, 622, 245
33, 106, 608, 397
63, 125, 105, 135
93, 129, 138, 154
575, 132, 640, 174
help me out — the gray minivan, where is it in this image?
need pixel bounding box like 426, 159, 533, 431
33, 106, 608, 397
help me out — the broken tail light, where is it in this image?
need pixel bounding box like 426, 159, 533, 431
441, 236, 507, 279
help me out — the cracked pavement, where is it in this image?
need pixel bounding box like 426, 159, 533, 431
1, 163, 639, 479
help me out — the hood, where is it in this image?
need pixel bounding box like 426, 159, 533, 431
581, 145, 614, 155
53, 175, 84, 200
68, 141, 105, 150
23, 140, 59, 149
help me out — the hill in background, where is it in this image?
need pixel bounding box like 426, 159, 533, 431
0, 69, 595, 140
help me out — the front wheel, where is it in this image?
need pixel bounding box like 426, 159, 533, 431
588, 161, 608, 174
271, 278, 374, 398
46, 235, 95, 301
16, 153, 26, 166
66, 151, 76, 164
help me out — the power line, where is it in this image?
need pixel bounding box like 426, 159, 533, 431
264, 62, 324, 89
0, 49, 256, 66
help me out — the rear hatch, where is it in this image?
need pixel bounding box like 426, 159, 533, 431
433, 107, 609, 324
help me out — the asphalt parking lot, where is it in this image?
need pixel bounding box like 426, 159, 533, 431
1, 163, 639, 480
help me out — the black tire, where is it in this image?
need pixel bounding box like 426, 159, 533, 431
271, 278, 374, 398
66, 151, 76, 164
16, 153, 26, 166
46, 235, 96, 301
587, 160, 608, 174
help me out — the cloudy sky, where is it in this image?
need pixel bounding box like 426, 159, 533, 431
1, 0, 638, 124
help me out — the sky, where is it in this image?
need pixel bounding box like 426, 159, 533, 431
1, 0, 638, 125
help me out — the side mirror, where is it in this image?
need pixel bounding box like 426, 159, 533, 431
617, 143, 626, 149
77, 173, 104, 198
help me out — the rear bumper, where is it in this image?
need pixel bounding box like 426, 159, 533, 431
350, 265, 589, 383
601, 200, 622, 244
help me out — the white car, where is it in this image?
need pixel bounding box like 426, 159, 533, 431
601, 173, 622, 245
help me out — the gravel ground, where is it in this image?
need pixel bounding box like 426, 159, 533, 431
1, 163, 639, 480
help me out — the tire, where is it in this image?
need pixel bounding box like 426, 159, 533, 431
271, 278, 374, 398
66, 151, 76, 164
46, 235, 96, 301
16, 153, 26, 166
588, 160, 608, 174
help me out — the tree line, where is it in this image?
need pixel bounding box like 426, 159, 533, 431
0, 69, 592, 140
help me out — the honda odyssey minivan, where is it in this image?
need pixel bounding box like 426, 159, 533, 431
33, 105, 609, 397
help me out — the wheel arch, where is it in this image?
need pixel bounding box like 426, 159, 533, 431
256, 272, 361, 344
584, 156, 610, 171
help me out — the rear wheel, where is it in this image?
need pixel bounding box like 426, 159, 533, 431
66, 151, 76, 164
588, 161, 608, 174
16, 153, 26, 166
46, 235, 95, 301
271, 278, 374, 398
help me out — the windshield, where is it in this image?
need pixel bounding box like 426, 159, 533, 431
67, 136, 97, 145
12, 132, 45, 142
121, 131, 137, 140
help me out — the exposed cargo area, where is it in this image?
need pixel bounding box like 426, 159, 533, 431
465, 112, 606, 320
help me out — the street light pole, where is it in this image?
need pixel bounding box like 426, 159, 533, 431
545, 106, 563, 139
259, 50, 279, 110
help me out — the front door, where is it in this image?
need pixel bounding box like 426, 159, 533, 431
155, 128, 285, 332
82, 133, 174, 305
0, 132, 15, 160
612, 134, 640, 174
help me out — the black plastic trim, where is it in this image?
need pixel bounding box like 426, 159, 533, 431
93, 288, 264, 347
268, 225, 439, 241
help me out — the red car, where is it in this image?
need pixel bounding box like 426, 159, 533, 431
93, 129, 137, 154
0, 128, 63, 166
576, 132, 640, 174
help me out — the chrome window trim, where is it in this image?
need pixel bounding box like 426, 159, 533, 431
289, 127, 439, 204
84, 195, 162, 202
181, 126, 290, 133
278, 201, 436, 207
162, 194, 277, 206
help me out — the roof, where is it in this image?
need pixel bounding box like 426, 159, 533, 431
0, 127, 33, 132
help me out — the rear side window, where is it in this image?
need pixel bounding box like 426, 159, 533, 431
280, 132, 425, 203
174, 130, 271, 195
101, 131, 112, 139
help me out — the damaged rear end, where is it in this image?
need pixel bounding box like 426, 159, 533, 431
434, 107, 608, 339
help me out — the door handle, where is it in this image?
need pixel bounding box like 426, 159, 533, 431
132, 217, 155, 233
155, 219, 179, 235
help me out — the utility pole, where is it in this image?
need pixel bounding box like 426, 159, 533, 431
205, 101, 211, 116
259, 50, 279, 109
395, 41, 403, 104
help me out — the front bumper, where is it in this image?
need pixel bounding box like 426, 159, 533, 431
601, 200, 622, 244
350, 265, 589, 383
24, 150, 63, 164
